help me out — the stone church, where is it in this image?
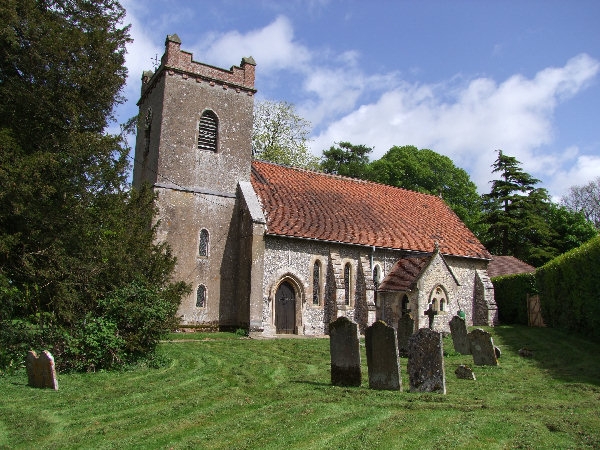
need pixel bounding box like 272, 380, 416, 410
133, 34, 497, 336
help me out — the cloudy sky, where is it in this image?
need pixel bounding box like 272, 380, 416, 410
116, 0, 600, 198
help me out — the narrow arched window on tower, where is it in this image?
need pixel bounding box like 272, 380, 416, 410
199, 229, 209, 257
197, 110, 218, 151
196, 284, 206, 308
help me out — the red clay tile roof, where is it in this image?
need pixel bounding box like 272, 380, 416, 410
487, 256, 535, 278
250, 160, 491, 259
377, 255, 432, 292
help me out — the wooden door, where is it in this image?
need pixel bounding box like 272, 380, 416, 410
275, 281, 295, 334
527, 294, 545, 327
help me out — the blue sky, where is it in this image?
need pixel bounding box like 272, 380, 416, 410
117, 0, 600, 198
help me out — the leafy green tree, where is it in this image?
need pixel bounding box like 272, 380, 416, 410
320, 141, 373, 179
370, 145, 483, 234
481, 150, 555, 266
252, 100, 319, 169
0, 0, 188, 372
544, 203, 598, 255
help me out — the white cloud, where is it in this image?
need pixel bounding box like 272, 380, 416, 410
310, 54, 600, 193
547, 152, 600, 200
191, 16, 311, 72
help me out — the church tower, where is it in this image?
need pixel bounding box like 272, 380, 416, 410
133, 34, 259, 329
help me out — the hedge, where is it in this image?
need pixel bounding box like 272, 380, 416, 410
536, 235, 600, 342
491, 272, 537, 325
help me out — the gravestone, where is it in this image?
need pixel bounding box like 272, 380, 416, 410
455, 364, 476, 380
407, 328, 446, 394
449, 315, 471, 355
365, 321, 401, 391
468, 328, 498, 366
397, 313, 415, 357
329, 316, 361, 386
26, 350, 58, 390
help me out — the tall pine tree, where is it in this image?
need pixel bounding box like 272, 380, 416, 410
481, 150, 555, 266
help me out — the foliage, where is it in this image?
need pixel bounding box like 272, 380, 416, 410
0, 1, 188, 372
252, 100, 319, 169
561, 176, 600, 228
543, 203, 597, 255
370, 145, 483, 234
320, 141, 373, 179
481, 150, 555, 266
536, 235, 600, 342
2, 327, 600, 448
491, 272, 537, 325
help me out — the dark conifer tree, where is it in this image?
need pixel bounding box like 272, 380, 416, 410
481, 150, 555, 266
0, 0, 188, 372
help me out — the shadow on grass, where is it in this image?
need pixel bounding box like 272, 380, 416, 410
492, 324, 600, 386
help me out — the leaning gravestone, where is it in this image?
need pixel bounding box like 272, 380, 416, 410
365, 321, 401, 391
329, 316, 361, 387
468, 328, 498, 366
397, 313, 414, 357
449, 315, 471, 355
26, 350, 58, 390
407, 328, 446, 394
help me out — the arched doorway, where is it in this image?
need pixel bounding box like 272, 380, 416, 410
275, 281, 296, 334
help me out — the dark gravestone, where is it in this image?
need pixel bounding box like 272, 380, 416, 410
449, 315, 471, 355
407, 328, 446, 394
329, 316, 361, 386
26, 350, 58, 390
365, 321, 401, 391
468, 328, 498, 366
455, 364, 476, 380
397, 313, 415, 357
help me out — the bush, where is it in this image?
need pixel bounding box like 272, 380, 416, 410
536, 236, 600, 341
492, 272, 537, 325
0, 278, 188, 374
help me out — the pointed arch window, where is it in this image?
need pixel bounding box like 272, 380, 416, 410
344, 263, 352, 306
313, 260, 322, 306
196, 285, 206, 308
199, 229, 209, 257
430, 285, 448, 314
373, 265, 381, 289
197, 110, 218, 151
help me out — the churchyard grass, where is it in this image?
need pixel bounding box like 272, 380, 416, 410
1, 326, 599, 449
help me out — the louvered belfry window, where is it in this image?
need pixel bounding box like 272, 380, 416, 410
197, 110, 218, 151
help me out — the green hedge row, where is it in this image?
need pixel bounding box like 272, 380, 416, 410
491, 236, 600, 341
536, 236, 600, 341
491, 272, 537, 325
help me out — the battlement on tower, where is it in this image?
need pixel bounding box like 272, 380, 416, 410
139, 33, 256, 104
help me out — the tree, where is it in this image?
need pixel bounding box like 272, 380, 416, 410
544, 203, 598, 255
370, 145, 483, 234
561, 177, 600, 229
320, 142, 373, 179
0, 1, 188, 372
252, 100, 319, 169
481, 150, 555, 266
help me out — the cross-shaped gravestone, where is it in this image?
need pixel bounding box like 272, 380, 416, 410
424, 305, 438, 330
